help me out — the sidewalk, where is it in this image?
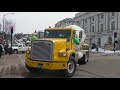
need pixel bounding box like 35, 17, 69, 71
90, 52, 120, 56
0, 54, 25, 66
0, 54, 26, 78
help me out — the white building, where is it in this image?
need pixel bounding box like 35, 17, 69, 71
55, 18, 79, 28
73, 12, 120, 50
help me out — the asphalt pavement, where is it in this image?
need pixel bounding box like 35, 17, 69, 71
0, 53, 120, 78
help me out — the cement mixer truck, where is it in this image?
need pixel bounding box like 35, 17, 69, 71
25, 25, 89, 78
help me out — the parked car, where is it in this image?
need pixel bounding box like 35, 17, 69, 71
12, 44, 28, 54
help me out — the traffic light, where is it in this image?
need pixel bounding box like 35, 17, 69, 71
114, 32, 118, 43
114, 32, 117, 38
11, 27, 13, 34
114, 32, 118, 52
115, 41, 118, 43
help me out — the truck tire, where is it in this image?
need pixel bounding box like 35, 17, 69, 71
14, 50, 18, 54
78, 53, 88, 65
63, 56, 77, 78
86, 51, 89, 62
82, 53, 88, 64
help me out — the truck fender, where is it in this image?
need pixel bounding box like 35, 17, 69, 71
69, 52, 78, 63
75, 52, 83, 60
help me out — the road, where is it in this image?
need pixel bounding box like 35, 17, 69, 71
0, 53, 120, 78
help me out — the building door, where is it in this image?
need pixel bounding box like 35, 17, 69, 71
108, 37, 112, 45
98, 38, 101, 46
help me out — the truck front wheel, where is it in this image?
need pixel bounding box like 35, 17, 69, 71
63, 56, 77, 78
78, 52, 89, 65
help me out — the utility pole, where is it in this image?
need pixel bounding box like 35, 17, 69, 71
10, 26, 13, 54
3, 16, 5, 44
2, 13, 14, 46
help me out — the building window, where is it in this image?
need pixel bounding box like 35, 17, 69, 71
84, 27, 88, 33
108, 37, 112, 44
84, 27, 86, 33
111, 12, 115, 16
98, 38, 101, 46
111, 21, 115, 30
92, 17, 94, 21
101, 24, 104, 32
90, 27, 91, 33
77, 21, 80, 26
90, 38, 92, 44
85, 30, 87, 33
85, 19, 87, 23
101, 14, 104, 19
92, 26, 94, 32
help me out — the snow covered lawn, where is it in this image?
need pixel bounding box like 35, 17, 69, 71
91, 48, 120, 56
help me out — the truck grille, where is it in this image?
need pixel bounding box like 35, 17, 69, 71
31, 40, 53, 61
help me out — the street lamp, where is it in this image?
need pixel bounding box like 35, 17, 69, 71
3, 13, 14, 45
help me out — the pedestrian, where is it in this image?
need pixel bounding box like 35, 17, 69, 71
4, 44, 8, 54
0, 43, 3, 58
8, 43, 11, 55
96, 45, 98, 52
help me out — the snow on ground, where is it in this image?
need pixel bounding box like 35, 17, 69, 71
91, 48, 120, 56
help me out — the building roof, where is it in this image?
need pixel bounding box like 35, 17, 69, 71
56, 18, 75, 24
61, 18, 75, 22
75, 12, 88, 17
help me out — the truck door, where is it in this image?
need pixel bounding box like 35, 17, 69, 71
72, 31, 77, 51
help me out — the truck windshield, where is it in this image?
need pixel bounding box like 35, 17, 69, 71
44, 30, 71, 38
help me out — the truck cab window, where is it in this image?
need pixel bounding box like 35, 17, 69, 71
44, 30, 71, 38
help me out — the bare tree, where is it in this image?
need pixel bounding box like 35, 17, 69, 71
4, 18, 15, 45
5, 19, 15, 34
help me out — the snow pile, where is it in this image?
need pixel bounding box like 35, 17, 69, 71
91, 48, 105, 53
91, 48, 120, 56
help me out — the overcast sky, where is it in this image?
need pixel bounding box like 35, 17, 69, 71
0, 12, 78, 34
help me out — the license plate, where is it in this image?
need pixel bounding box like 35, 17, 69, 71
38, 64, 43, 68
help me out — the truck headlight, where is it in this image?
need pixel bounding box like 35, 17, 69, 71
26, 50, 30, 54
59, 52, 67, 57
26, 50, 31, 59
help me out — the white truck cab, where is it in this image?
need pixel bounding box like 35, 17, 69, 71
12, 44, 28, 54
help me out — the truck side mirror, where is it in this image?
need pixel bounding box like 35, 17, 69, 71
73, 38, 81, 45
